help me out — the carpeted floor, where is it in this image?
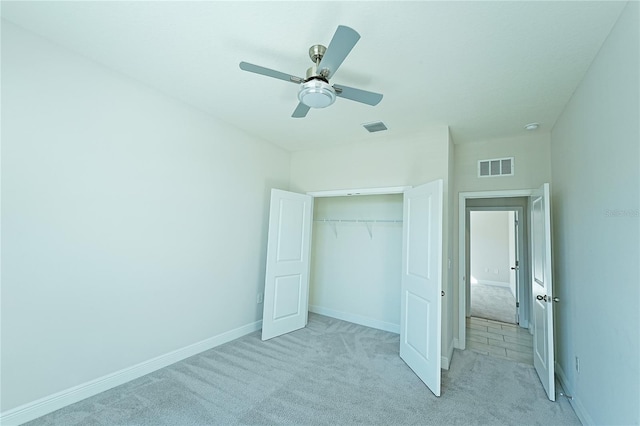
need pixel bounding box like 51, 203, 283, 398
471, 283, 517, 324
25, 314, 579, 425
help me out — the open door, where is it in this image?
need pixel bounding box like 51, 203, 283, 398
530, 183, 556, 401
400, 179, 443, 396
513, 211, 521, 324
262, 189, 313, 341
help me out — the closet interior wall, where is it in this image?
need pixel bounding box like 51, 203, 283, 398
309, 194, 403, 333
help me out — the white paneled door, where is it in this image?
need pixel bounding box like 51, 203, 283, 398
400, 180, 443, 397
531, 183, 556, 401
261, 189, 313, 341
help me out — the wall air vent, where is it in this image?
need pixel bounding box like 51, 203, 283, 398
362, 121, 388, 133
478, 157, 514, 177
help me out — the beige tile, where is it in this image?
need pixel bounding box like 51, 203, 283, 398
487, 338, 532, 354
496, 327, 531, 338
504, 334, 533, 347
486, 323, 503, 333
467, 334, 489, 344
468, 322, 488, 332
468, 328, 505, 341
487, 319, 510, 326
506, 349, 534, 364
500, 322, 519, 330
467, 341, 507, 357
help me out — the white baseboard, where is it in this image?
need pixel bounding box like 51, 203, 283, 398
453, 337, 462, 349
0, 320, 263, 426
555, 362, 593, 425
309, 305, 400, 334
441, 339, 455, 370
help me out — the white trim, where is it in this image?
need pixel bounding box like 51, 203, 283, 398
556, 362, 594, 425
307, 186, 411, 198
441, 339, 455, 370
0, 320, 263, 426
458, 189, 535, 351
309, 305, 400, 334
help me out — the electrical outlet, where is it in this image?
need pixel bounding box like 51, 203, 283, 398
256, 292, 264, 304
575, 356, 580, 373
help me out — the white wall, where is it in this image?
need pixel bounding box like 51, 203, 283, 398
1, 21, 290, 412
470, 211, 511, 286
550, 2, 639, 424
310, 195, 403, 332
452, 133, 551, 343
455, 133, 551, 193
290, 128, 450, 193
290, 126, 456, 364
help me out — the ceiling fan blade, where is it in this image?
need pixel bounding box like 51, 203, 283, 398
292, 102, 310, 118
333, 84, 383, 106
317, 25, 360, 79
239, 62, 303, 84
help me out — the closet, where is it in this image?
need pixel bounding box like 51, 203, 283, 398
308, 194, 403, 333
260, 181, 444, 396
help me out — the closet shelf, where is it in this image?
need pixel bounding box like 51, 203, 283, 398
313, 218, 403, 239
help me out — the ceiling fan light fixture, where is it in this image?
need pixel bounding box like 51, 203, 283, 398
298, 79, 336, 108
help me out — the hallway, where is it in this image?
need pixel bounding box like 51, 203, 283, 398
466, 316, 533, 365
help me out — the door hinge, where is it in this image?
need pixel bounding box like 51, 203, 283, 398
516, 302, 520, 308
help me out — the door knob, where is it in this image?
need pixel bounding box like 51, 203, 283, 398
536, 295, 550, 302
553, 297, 560, 303
510, 267, 517, 270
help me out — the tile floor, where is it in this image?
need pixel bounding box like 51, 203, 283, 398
466, 316, 534, 365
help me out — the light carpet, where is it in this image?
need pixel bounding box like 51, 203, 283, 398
25, 314, 579, 425
471, 283, 517, 324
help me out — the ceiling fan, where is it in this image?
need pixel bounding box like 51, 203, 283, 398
239, 25, 383, 118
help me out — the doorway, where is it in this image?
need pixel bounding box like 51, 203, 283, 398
309, 194, 404, 333
458, 192, 533, 350
262, 182, 445, 396
469, 209, 520, 324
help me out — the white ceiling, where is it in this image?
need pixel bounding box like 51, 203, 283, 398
1, 1, 627, 152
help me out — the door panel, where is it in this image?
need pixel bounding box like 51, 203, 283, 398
531, 183, 555, 401
262, 189, 313, 341
400, 180, 443, 396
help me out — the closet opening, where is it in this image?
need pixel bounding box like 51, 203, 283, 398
309, 194, 404, 334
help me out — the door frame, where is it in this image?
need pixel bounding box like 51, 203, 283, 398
307, 186, 411, 198
457, 189, 535, 349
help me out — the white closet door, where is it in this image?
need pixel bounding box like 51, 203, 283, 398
531, 183, 556, 400
400, 179, 443, 396
262, 189, 313, 341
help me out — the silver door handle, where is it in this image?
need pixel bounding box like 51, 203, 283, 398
536, 295, 559, 303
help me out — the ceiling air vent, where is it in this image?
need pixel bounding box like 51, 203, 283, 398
362, 121, 388, 133
478, 157, 514, 177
